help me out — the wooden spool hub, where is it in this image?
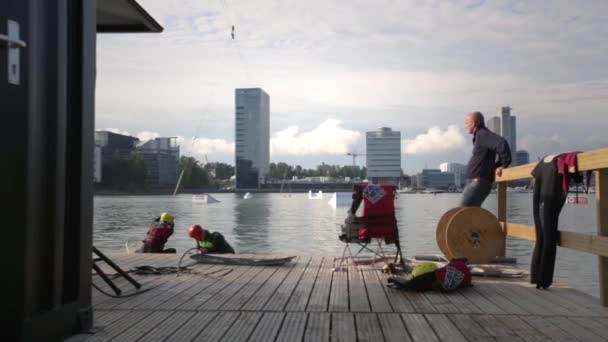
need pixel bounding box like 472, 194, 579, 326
436, 207, 505, 264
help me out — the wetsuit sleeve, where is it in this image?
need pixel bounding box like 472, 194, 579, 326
493, 137, 512, 168
167, 223, 174, 238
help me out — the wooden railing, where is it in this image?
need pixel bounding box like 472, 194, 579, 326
495, 147, 608, 305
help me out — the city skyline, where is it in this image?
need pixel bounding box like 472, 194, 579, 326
95, 0, 608, 174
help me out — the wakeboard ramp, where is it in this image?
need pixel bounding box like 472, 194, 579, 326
190, 254, 296, 266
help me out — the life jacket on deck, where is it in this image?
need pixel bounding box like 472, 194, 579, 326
144, 222, 171, 247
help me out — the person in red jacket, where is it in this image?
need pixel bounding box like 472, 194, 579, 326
136, 212, 176, 253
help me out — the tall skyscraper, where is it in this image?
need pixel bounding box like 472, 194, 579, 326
486, 106, 516, 153
235, 88, 270, 189
366, 127, 401, 184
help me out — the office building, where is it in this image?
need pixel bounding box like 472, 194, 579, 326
136, 137, 179, 186
235, 88, 270, 189
439, 162, 466, 174
95, 130, 139, 163
487, 106, 516, 153
366, 127, 401, 184
416, 169, 456, 189
515, 150, 530, 166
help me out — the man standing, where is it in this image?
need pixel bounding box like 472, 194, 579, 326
461, 111, 512, 207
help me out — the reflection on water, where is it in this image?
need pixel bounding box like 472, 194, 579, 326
94, 192, 599, 297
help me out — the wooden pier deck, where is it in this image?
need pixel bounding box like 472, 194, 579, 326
67, 253, 608, 341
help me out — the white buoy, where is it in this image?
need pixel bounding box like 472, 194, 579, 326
243, 192, 253, 199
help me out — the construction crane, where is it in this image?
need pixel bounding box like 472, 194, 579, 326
346, 152, 366, 179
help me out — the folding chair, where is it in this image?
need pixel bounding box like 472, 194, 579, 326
335, 183, 404, 270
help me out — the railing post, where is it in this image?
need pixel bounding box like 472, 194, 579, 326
597, 170, 608, 306
497, 181, 507, 257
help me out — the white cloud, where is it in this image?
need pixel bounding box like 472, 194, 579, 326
270, 119, 361, 155
136, 131, 160, 142
178, 136, 235, 160
402, 125, 466, 155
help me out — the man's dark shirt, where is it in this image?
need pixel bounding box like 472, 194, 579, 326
205, 231, 235, 254
465, 126, 512, 182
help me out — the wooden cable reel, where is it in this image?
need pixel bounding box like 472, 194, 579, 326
436, 207, 505, 264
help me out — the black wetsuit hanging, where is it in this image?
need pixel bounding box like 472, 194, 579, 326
531, 155, 566, 289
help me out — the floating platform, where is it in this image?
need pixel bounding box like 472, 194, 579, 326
68, 253, 608, 341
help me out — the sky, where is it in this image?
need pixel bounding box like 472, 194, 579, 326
96, 0, 608, 174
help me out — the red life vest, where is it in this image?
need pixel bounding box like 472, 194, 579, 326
144, 222, 171, 247
435, 260, 472, 291
357, 184, 397, 242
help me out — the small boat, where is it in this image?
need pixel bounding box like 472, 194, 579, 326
308, 190, 323, 199
421, 189, 444, 194
243, 192, 253, 199
192, 193, 220, 204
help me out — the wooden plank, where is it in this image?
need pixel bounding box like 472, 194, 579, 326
84, 311, 151, 342
219, 312, 263, 342
263, 257, 312, 311
496, 315, 548, 342
570, 316, 608, 340
220, 266, 278, 311
472, 315, 523, 341
577, 147, 608, 172
457, 286, 505, 315
153, 264, 227, 310
135, 270, 208, 310
546, 316, 605, 342
91, 253, 166, 306
497, 181, 507, 256
355, 313, 384, 342
192, 311, 239, 342
503, 222, 536, 241
328, 266, 349, 312
166, 311, 217, 342
198, 266, 265, 310
247, 312, 286, 342
178, 265, 252, 311
527, 286, 597, 317
241, 257, 301, 311
401, 314, 439, 342
421, 292, 460, 314
447, 314, 493, 342
111, 311, 173, 342
306, 257, 334, 312
114, 272, 199, 310
557, 288, 608, 316
331, 313, 357, 342
441, 290, 484, 314
275, 312, 308, 342
284, 257, 323, 311
525, 316, 580, 341
424, 314, 466, 342
377, 313, 412, 342
471, 282, 528, 315
497, 163, 535, 182
597, 169, 608, 305
134, 311, 194, 342
64, 311, 131, 342
483, 282, 548, 316
348, 269, 371, 312
492, 282, 571, 316
362, 270, 392, 313
303, 312, 330, 342
378, 272, 415, 313
402, 290, 437, 314
497, 146, 608, 181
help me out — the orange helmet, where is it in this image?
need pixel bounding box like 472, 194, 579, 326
188, 224, 203, 240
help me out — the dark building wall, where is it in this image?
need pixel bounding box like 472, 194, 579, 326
236, 157, 259, 189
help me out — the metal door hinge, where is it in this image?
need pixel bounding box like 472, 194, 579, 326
0, 20, 27, 85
